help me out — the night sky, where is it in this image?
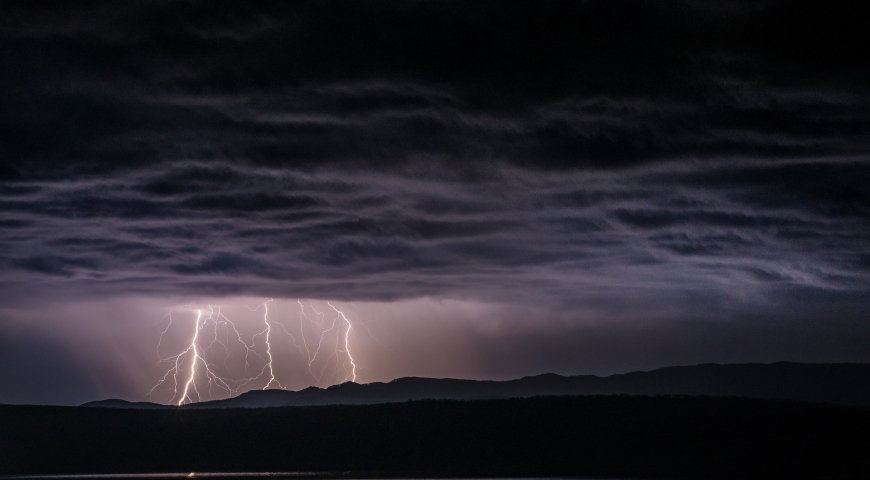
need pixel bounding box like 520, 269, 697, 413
2, 1, 869, 405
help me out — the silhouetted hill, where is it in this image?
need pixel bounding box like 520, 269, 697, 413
170, 362, 870, 408
81, 399, 171, 409
3, 396, 869, 478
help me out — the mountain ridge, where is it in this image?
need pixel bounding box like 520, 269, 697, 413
82, 361, 870, 408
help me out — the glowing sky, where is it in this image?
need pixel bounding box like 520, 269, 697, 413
1, 1, 869, 404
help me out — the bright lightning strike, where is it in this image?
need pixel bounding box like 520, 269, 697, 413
148, 299, 383, 405
328, 302, 356, 382
179, 310, 203, 405
261, 300, 283, 390
149, 309, 236, 405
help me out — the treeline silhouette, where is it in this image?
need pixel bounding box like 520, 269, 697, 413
3, 396, 869, 478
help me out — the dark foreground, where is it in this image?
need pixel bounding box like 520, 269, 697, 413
2, 396, 868, 478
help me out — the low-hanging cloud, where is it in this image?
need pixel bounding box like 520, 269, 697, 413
1, 158, 867, 313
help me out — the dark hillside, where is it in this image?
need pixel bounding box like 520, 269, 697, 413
84, 362, 870, 409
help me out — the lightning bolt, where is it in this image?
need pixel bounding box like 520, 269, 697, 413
149, 309, 236, 405
149, 307, 253, 404
148, 308, 193, 403
149, 299, 383, 405
328, 302, 356, 382
178, 310, 203, 405
313, 305, 342, 384
260, 300, 284, 390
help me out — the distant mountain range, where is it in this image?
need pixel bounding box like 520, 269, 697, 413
83, 362, 870, 409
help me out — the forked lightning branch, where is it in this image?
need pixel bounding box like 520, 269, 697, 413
148, 300, 364, 405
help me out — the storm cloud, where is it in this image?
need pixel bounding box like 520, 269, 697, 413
1, 1, 869, 403
1, 158, 868, 311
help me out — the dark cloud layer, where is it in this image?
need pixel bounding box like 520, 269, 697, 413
1, 1, 869, 402
1, 156, 867, 311
2, 1, 870, 176
1, 0, 868, 302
